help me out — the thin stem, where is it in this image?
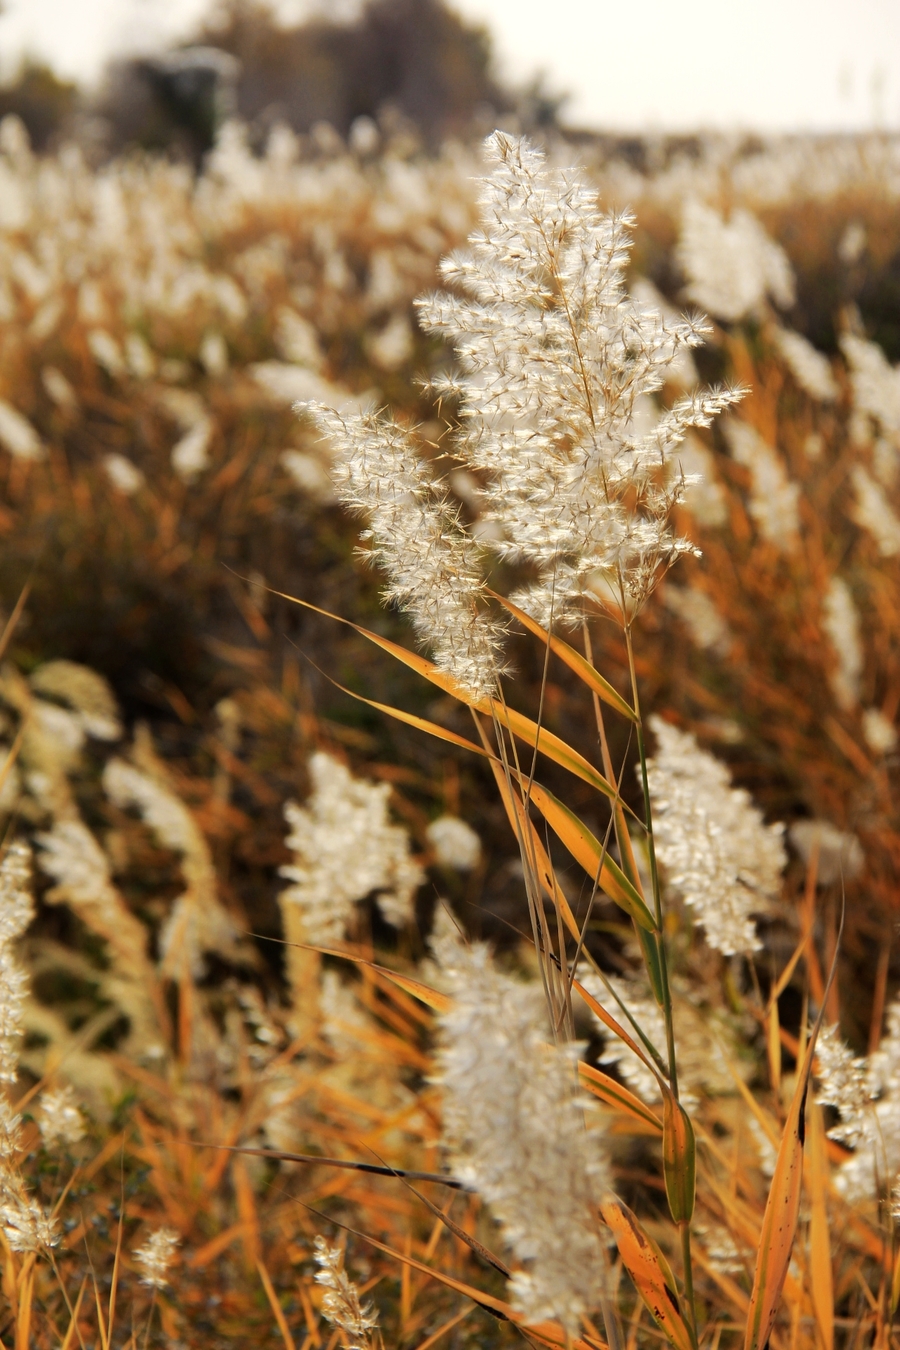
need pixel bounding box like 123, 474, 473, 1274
680, 1223, 699, 1350
624, 620, 680, 1099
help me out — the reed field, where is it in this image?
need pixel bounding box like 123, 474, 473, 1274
0, 91, 898, 1350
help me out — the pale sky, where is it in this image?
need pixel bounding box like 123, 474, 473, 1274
1, 0, 899, 132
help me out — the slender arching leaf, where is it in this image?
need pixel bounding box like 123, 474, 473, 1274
600, 1198, 694, 1350
490, 702, 622, 804
578, 1062, 662, 1132
526, 783, 657, 931
743, 908, 845, 1350
488, 590, 637, 722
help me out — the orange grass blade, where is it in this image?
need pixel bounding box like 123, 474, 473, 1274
600, 1198, 694, 1350
266, 938, 450, 1012
258, 1259, 298, 1350
661, 1089, 696, 1224
806, 1101, 834, 1350
271, 590, 490, 705
309, 667, 491, 759
525, 783, 656, 930
578, 1062, 662, 1132
60, 1277, 88, 1350
486, 757, 581, 942
0, 581, 31, 666
491, 705, 621, 803
743, 914, 844, 1350
572, 979, 664, 1085
326, 1221, 602, 1350
280, 590, 624, 804
411, 1304, 474, 1350
488, 590, 637, 722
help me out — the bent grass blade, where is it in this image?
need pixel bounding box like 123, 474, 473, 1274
743, 909, 844, 1350
525, 783, 656, 931
600, 1198, 694, 1350
488, 589, 637, 723
578, 1062, 662, 1132
277, 590, 623, 803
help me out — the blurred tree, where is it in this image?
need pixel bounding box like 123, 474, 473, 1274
0, 61, 77, 151
196, 0, 513, 144
96, 0, 519, 159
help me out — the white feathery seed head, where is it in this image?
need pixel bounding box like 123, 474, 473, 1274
0, 843, 33, 1081
646, 717, 786, 956
134, 1227, 180, 1288
830, 997, 900, 1204
815, 1023, 871, 1147
788, 819, 864, 885
862, 707, 898, 755
302, 403, 505, 701
677, 201, 795, 323
434, 938, 609, 1333
314, 1236, 379, 1350
279, 751, 424, 944
416, 132, 741, 628
426, 814, 481, 871
38, 1085, 86, 1149
849, 465, 900, 556
841, 333, 900, 446
773, 327, 838, 402
724, 420, 800, 548
822, 576, 863, 710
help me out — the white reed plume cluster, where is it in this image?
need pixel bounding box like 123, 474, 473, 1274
672, 433, 728, 527
306, 406, 506, 699
822, 576, 863, 710
583, 973, 743, 1108
849, 466, 900, 557
104, 756, 239, 980
662, 584, 731, 655
133, 1226, 180, 1288
279, 751, 423, 945
418, 132, 741, 629
0, 844, 59, 1252
305, 133, 741, 672
816, 1000, 900, 1204
724, 420, 800, 548
772, 327, 838, 402
0, 843, 33, 1083
646, 717, 786, 956
314, 1236, 380, 1350
37, 1085, 85, 1149
426, 814, 482, 871
433, 931, 609, 1333
815, 1023, 870, 1147
677, 201, 795, 324
842, 333, 900, 453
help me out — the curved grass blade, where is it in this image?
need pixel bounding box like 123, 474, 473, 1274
572, 979, 665, 1086
526, 783, 656, 931
265, 935, 451, 1012
600, 1198, 694, 1350
279, 589, 623, 803
806, 1101, 834, 1350
743, 906, 845, 1350
486, 755, 582, 943
488, 589, 637, 723
578, 1062, 662, 1132
192, 1142, 464, 1189
661, 1089, 696, 1224
492, 703, 621, 804
271, 589, 489, 706
312, 664, 490, 759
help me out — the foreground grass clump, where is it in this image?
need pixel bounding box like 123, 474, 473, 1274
0, 116, 896, 1348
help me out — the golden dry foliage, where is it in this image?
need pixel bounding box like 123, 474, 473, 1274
0, 116, 898, 1350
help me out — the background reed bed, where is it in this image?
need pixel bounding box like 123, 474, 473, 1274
0, 107, 896, 1349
